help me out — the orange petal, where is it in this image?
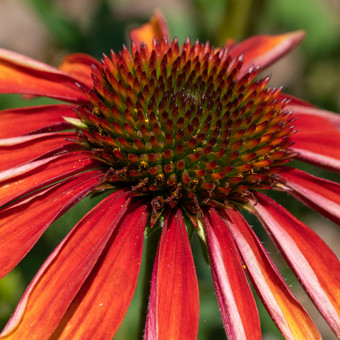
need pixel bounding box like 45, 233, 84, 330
144, 209, 199, 340
50, 202, 148, 339
220, 208, 321, 339
59, 53, 100, 88
0, 189, 131, 339
0, 170, 103, 279
129, 10, 170, 49
253, 193, 340, 337
229, 31, 305, 78
203, 208, 261, 339
0, 105, 77, 138
0, 48, 88, 104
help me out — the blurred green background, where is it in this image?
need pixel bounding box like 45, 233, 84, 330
0, 0, 339, 339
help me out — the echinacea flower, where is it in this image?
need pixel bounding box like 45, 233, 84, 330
0, 10, 339, 340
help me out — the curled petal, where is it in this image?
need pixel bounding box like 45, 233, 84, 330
0, 48, 88, 103
252, 193, 340, 337
59, 53, 101, 88
290, 131, 340, 172
129, 10, 170, 49
51, 202, 148, 339
219, 208, 321, 339
144, 209, 199, 340
0, 189, 131, 339
0, 105, 77, 138
229, 31, 305, 77
0, 170, 104, 279
203, 208, 261, 340
278, 167, 340, 225
0, 151, 99, 207
0, 132, 77, 171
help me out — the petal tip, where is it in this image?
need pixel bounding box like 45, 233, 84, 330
284, 30, 306, 45
129, 10, 170, 48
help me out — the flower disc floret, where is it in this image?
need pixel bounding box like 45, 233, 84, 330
76, 37, 296, 216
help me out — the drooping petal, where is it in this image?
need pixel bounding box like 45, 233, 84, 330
0, 48, 88, 104
229, 31, 305, 77
129, 10, 170, 49
0, 170, 104, 279
290, 130, 340, 172
0, 104, 77, 138
59, 53, 100, 88
51, 202, 148, 340
144, 209, 199, 340
0, 132, 77, 171
252, 192, 340, 337
0, 151, 99, 207
278, 167, 340, 225
292, 105, 340, 130
0, 189, 131, 339
203, 208, 261, 340
219, 208, 321, 339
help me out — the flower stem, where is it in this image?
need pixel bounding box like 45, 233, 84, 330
138, 227, 161, 339
216, 0, 266, 45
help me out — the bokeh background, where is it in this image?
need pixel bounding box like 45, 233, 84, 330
0, 0, 339, 339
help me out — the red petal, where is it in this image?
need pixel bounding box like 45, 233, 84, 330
229, 31, 305, 77
253, 192, 340, 337
0, 189, 131, 339
0, 151, 99, 207
279, 93, 340, 129
290, 131, 340, 172
51, 202, 148, 339
0, 104, 77, 138
0, 48, 88, 103
0, 132, 77, 171
292, 105, 340, 130
129, 10, 170, 49
278, 93, 314, 107
293, 112, 337, 132
59, 53, 100, 88
278, 167, 340, 225
0, 170, 104, 279
203, 208, 261, 339
144, 209, 199, 340
219, 208, 321, 339
0, 156, 57, 182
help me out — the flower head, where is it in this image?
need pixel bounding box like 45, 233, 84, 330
0, 11, 339, 340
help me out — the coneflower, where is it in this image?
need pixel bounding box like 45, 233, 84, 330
0, 11, 339, 340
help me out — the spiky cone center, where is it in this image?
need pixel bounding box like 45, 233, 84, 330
76, 37, 295, 219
